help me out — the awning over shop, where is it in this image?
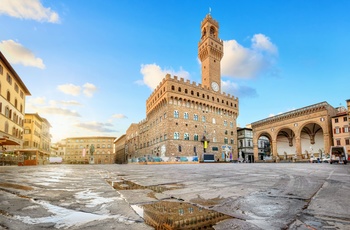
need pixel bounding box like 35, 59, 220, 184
0, 137, 21, 146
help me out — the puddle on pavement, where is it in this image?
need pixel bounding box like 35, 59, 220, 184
132, 200, 232, 230
107, 179, 184, 193
108, 179, 233, 229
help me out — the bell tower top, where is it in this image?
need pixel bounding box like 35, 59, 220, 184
198, 14, 224, 93
200, 14, 219, 39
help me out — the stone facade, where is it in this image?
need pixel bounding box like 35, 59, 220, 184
114, 134, 126, 164
331, 105, 350, 154
23, 113, 51, 155
65, 136, 116, 164
125, 14, 239, 162
0, 51, 31, 149
252, 101, 338, 162
237, 127, 270, 162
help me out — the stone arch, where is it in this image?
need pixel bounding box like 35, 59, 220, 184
276, 127, 296, 160
253, 131, 273, 161
299, 122, 326, 159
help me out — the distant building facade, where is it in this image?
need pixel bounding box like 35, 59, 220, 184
114, 134, 126, 164
237, 127, 270, 162
14, 113, 52, 165
331, 104, 350, 154
65, 136, 116, 164
23, 113, 51, 154
125, 14, 239, 162
0, 52, 31, 150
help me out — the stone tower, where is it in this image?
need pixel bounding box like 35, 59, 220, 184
198, 14, 224, 93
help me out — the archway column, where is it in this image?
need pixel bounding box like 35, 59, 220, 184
295, 136, 302, 159
253, 143, 259, 162
272, 140, 278, 158
323, 133, 331, 155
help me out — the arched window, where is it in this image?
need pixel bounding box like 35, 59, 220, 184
194, 134, 199, 141
4, 121, 9, 133
7, 91, 10, 101
210, 26, 216, 37
5, 106, 10, 118
184, 112, 189, 119
174, 110, 179, 118
174, 132, 179, 140
184, 133, 189, 140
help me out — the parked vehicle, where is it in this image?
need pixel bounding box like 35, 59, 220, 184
329, 146, 348, 164
322, 157, 330, 163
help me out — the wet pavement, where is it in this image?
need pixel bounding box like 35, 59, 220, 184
0, 163, 349, 229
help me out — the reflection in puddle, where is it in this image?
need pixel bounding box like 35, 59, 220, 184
132, 201, 232, 230
108, 179, 183, 193
0, 182, 33, 191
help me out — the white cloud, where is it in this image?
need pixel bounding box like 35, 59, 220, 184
26, 96, 81, 117
40, 107, 81, 117
221, 34, 278, 79
83, 83, 97, 97
57, 83, 97, 97
58, 100, 82, 106
139, 64, 190, 90
75, 121, 116, 133
47, 100, 82, 107
0, 0, 60, 23
0, 40, 45, 69
57, 84, 81, 96
269, 107, 296, 117
28, 96, 46, 105
112, 114, 127, 119
252, 34, 278, 54
221, 80, 257, 98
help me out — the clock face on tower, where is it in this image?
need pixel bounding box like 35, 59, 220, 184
211, 81, 219, 92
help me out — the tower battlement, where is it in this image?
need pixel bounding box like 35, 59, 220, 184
201, 14, 219, 28
147, 74, 238, 102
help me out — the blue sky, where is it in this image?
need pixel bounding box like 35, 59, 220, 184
1, 0, 349, 142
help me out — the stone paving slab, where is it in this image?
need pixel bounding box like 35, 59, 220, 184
0, 163, 349, 229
